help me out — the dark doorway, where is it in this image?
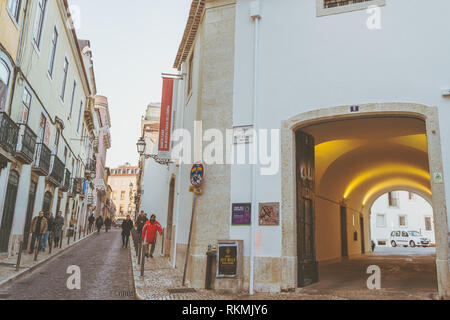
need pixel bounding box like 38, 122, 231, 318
165, 177, 176, 257
340, 206, 348, 258
22, 181, 37, 250
0, 170, 20, 252
296, 131, 318, 287
42, 191, 52, 214
360, 216, 365, 254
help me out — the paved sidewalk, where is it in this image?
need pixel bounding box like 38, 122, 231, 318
130, 237, 237, 300
0, 230, 96, 289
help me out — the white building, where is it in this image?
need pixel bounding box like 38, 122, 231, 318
139, 0, 450, 298
370, 191, 435, 246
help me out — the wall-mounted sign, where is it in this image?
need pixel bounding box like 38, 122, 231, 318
232, 203, 251, 225
233, 125, 253, 144
158, 77, 174, 160
217, 243, 238, 278
258, 202, 280, 226
190, 162, 204, 187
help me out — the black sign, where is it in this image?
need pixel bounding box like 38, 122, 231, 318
217, 244, 237, 277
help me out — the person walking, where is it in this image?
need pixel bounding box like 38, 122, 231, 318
88, 213, 95, 233
53, 211, 65, 248
29, 211, 48, 254
141, 214, 163, 258
42, 212, 55, 252
121, 215, 134, 248
136, 211, 148, 239
104, 216, 112, 232
95, 215, 104, 234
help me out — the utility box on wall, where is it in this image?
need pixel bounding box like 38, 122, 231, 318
211, 240, 243, 293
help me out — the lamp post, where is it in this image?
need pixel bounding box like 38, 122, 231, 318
136, 137, 174, 166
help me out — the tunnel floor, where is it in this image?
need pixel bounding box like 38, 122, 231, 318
296, 248, 438, 300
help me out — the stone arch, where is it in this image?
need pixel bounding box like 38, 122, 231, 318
280, 102, 449, 298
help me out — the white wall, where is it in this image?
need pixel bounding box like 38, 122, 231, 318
230, 0, 450, 258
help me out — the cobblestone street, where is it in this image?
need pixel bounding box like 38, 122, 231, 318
0, 228, 135, 300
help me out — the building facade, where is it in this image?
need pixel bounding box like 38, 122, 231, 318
109, 164, 138, 220
0, 0, 111, 256
371, 191, 435, 246
140, 0, 450, 298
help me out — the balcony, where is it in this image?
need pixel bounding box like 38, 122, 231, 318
48, 155, 65, 186
0, 112, 19, 162
32, 143, 51, 176
15, 124, 37, 164
61, 169, 71, 192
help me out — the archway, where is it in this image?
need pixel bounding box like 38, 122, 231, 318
281, 103, 449, 298
164, 176, 176, 257
0, 170, 20, 252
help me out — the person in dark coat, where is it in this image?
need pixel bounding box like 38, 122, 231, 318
53, 211, 65, 247
104, 216, 112, 232
88, 214, 95, 233
29, 211, 47, 254
136, 211, 148, 240
121, 215, 134, 248
95, 216, 104, 234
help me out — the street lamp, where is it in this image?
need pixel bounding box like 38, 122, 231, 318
136, 137, 174, 166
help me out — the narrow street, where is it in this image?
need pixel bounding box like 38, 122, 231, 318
0, 229, 135, 300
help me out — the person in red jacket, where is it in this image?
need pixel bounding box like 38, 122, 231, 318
141, 214, 163, 258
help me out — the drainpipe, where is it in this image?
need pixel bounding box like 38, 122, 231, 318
172, 74, 185, 268
250, 0, 261, 296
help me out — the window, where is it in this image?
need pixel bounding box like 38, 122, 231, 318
60, 58, 69, 100
7, 0, 21, 24
395, 231, 400, 237
425, 217, 432, 231
69, 81, 76, 118
376, 214, 386, 228
317, 0, 385, 17
53, 129, 60, 154
48, 26, 58, 77
388, 192, 399, 208
0, 60, 11, 112
77, 101, 83, 133
120, 205, 124, 213
399, 215, 407, 228
18, 87, 32, 124
401, 231, 409, 237
187, 52, 194, 95
33, 0, 47, 49
120, 191, 125, 200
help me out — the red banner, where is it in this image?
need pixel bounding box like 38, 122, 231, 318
158, 77, 174, 158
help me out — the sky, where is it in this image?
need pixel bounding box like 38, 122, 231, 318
68, 0, 191, 168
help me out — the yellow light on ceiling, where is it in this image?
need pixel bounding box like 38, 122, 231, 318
362, 178, 431, 206
343, 164, 430, 200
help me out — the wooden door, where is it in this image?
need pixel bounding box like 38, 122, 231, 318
296, 131, 318, 287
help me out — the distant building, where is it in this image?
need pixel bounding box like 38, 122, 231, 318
371, 191, 435, 246
109, 164, 138, 219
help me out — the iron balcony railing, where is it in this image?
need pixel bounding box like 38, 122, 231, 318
49, 154, 65, 186
62, 169, 71, 192
72, 178, 83, 195
33, 143, 51, 176
324, 0, 369, 8
0, 112, 19, 155
16, 124, 37, 164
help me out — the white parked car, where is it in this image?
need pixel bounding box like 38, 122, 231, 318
390, 231, 430, 248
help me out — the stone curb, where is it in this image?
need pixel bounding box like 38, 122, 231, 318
0, 232, 96, 290
129, 237, 146, 301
